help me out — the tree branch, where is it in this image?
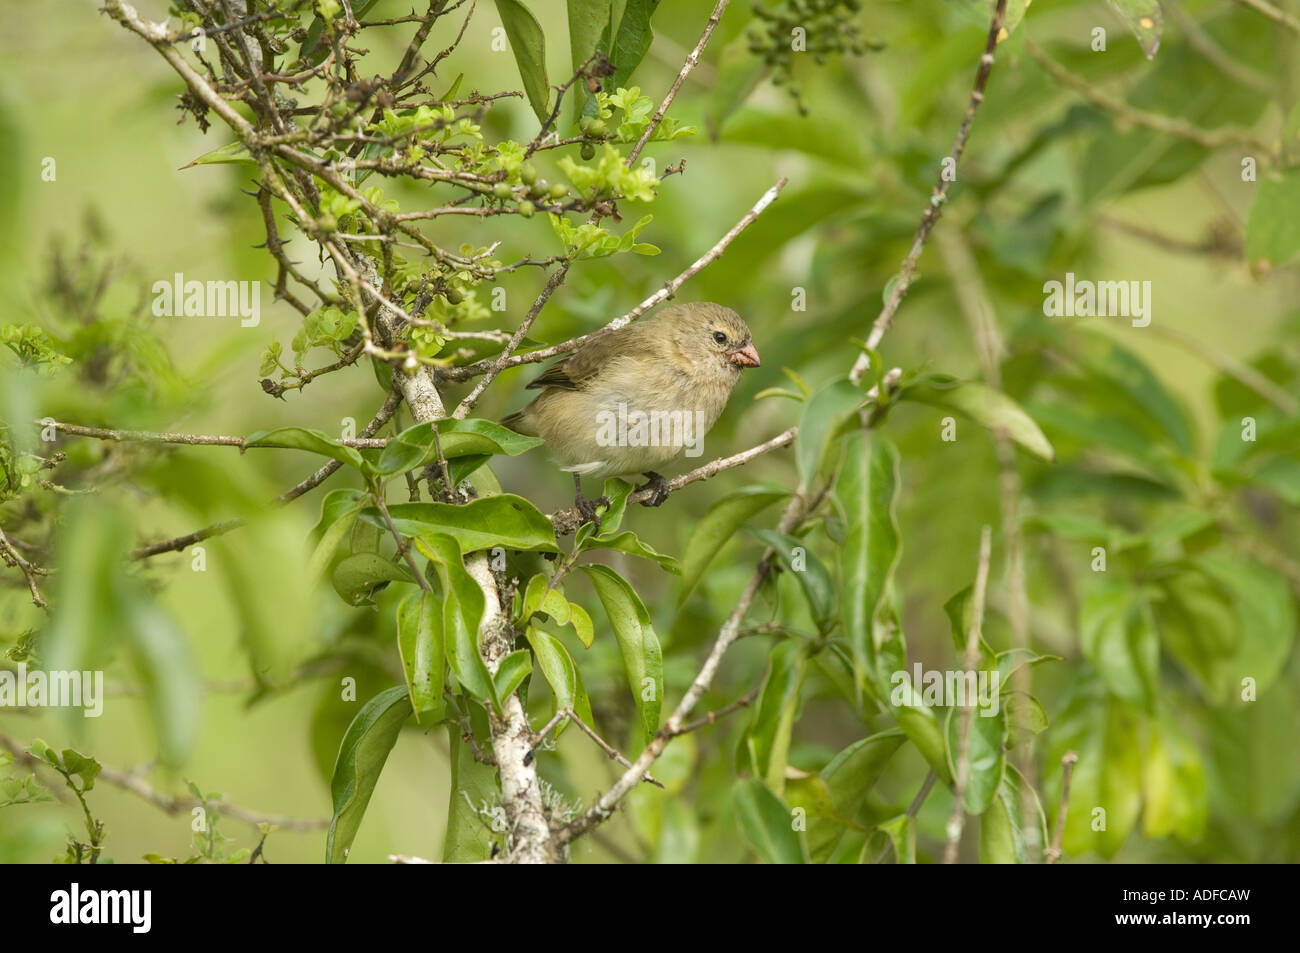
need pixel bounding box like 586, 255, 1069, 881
626, 0, 729, 166
849, 0, 1008, 385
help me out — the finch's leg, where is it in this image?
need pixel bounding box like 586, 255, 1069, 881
572, 473, 610, 532
635, 471, 670, 507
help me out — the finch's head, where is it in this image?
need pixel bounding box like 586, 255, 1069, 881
664, 302, 760, 375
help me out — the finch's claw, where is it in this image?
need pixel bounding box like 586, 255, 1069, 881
575, 492, 609, 534
636, 471, 670, 507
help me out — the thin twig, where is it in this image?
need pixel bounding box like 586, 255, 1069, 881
1025, 37, 1273, 157
943, 525, 993, 865
0, 527, 49, 609
850, 0, 1008, 385
0, 730, 327, 831
1044, 751, 1079, 864
626, 0, 729, 166
130, 389, 401, 559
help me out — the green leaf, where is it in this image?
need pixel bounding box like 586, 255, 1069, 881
307, 494, 366, 582
1246, 169, 1300, 267
796, 378, 864, 485
415, 535, 498, 708
181, 140, 253, 168
368, 495, 559, 553
526, 627, 594, 737
245, 427, 370, 473
581, 565, 662, 748
944, 703, 1008, 815
836, 432, 902, 702
396, 590, 445, 722
568, 0, 612, 116
327, 685, 412, 864
876, 814, 916, 864
493, 649, 533, 700
375, 419, 543, 476
331, 553, 413, 606
980, 765, 1048, 863
900, 377, 1055, 462
606, 0, 658, 91
579, 529, 680, 573
494, 0, 551, 123
1108, 0, 1163, 59
740, 640, 807, 791
821, 730, 906, 818
122, 600, 200, 767
1043, 675, 1142, 858
1079, 579, 1159, 710
442, 716, 502, 861
748, 528, 836, 631
1143, 711, 1207, 841
679, 485, 787, 602
732, 779, 806, 864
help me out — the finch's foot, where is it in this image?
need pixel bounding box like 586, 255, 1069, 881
575, 492, 610, 533
572, 473, 609, 533
635, 471, 670, 507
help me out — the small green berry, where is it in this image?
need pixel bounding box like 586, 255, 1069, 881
580, 142, 596, 160
519, 162, 537, 185
517, 200, 535, 218
548, 182, 568, 200
492, 182, 513, 199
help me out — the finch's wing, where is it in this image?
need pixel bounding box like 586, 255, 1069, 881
526, 324, 659, 391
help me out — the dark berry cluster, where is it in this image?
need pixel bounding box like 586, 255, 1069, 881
747, 0, 875, 115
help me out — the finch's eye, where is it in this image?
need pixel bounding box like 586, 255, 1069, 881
713, 331, 728, 344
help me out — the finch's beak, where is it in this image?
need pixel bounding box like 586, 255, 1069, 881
729, 342, 761, 368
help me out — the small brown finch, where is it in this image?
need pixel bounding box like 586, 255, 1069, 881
503, 302, 760, 525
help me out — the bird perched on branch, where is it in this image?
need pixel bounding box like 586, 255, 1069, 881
503, 302, 761, 528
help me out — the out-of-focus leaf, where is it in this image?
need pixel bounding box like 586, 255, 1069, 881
944, 703, 1008, 815
327, 685, 412, 864
494, 0, 550, 123
1246, 169, 1300, 267
796, 378, 864, 485
836, 431, 902, 702
1079, 579, 1159, 710
900, 376, 1055, 461
731, 779, 806, 864
244, 427, 370, 473
980, 765, 1047, 863
1043, 675, 1142, 858
739, 640, 807, 791
679, 485, 787, 602
748, 527, 835, 631
1109, 0, 1163, 59
876, 813, 915, 864
1143, 711, 1207, 841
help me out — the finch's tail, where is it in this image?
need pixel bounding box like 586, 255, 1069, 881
500, 407, 536, 435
